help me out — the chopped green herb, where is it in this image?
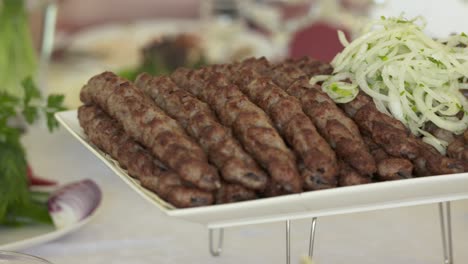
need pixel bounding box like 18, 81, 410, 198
428, 57, 444, 68
378, 55, 388, 61
0, 76, 64, 226
331, 83, 338, 92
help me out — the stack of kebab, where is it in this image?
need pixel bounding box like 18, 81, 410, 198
173, 58, 376, 185
78, 105, 214, 207
79, 72, 224, 208
78, 56, 467, 208
134, 73, 265, 200
207, 58, 376, 185
205, 63, 340, 190
285, 57, 468, 176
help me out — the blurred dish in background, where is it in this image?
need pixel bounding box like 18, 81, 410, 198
47, 18, 277, 108
238, 0, 373, 62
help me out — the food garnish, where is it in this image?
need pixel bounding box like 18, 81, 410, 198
48, 180, 101, 228
311, 16, 468, 153
0, 78, 66, 226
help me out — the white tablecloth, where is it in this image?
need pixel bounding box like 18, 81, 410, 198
20, 126, 468, 264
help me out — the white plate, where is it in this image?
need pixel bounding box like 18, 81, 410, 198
56, 110, 468, 228
0, 204, 99, 251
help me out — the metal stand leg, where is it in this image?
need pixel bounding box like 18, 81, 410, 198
308, 217, 318, 258
286, 220, 291, 264
209, 228, 224, 257
439, 202, 453, 264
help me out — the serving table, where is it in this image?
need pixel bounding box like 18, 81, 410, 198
16, 115, 468, 264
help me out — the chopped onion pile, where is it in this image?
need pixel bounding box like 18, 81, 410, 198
311, 16, 468, 153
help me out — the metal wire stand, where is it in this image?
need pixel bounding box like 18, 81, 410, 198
209, 217, 319, 263
209, 228, 224, 257
208, 202, 455, 263
439, 202, 453, 264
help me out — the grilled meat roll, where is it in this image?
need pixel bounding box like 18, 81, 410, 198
80, 71, 221, 191
134, 73, 268, 191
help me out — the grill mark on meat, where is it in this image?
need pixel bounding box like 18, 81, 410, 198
78, 105, 214, 208
80, 71, 221, 191
134, 73, 268, 191
337, 160, 372, 187
171, 68, 303, 194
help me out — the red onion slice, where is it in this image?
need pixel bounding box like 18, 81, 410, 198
47, 179, 101, 228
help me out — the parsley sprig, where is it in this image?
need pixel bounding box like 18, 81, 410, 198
0, 77, 66, 226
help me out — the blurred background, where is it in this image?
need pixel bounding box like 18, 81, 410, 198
16, 0, 468, 107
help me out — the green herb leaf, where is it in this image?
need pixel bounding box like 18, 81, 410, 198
378, 55, 388, 61
428, 57, 444, 68
21, 76, 41, 105
22, 105, 38, 124
44, 94, 66, 131
0, 139, 28, 221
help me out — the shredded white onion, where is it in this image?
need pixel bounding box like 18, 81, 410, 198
314, 16, 468, 153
